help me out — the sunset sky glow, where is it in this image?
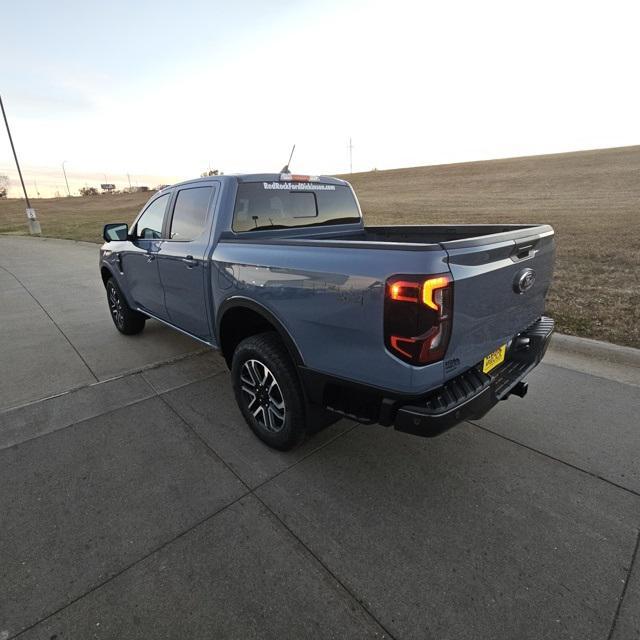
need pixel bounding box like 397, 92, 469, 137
2, 0, 639, 196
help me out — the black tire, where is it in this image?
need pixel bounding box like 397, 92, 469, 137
106, 277, 146, 335
231, 332, 307, 450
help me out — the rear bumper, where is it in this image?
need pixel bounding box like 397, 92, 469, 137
392, 316, 554, 437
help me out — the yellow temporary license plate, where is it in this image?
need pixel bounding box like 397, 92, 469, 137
482, 344, 507, 374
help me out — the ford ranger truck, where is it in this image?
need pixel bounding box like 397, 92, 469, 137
100, 173, 555, 450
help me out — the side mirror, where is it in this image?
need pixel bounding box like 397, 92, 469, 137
103, 223, 129, 242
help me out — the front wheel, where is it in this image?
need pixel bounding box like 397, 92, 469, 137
231, 332, 307, 450
106, 277, 146, 335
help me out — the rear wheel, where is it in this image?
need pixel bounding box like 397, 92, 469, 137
231, 332, 307, 450
106, 277, 146, 335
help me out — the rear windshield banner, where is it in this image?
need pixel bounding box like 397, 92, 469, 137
262, 182, 336, 191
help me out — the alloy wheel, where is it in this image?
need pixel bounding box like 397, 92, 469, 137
108, 283, 125, 330
240, 359, 286, 433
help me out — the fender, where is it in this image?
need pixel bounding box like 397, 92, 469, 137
99, 259, 139, 310
216, 296, 304, 366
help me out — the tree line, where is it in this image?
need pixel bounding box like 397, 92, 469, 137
0, 168, 223, 199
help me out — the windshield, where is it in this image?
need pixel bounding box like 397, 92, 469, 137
232, 181, 361, 232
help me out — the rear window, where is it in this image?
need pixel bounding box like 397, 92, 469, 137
232, 182, 360, 232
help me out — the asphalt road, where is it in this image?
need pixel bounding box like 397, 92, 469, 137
0, 235, 639, 640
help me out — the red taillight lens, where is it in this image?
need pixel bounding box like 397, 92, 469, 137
389, 280, 421, 303
384, 274, 453, 365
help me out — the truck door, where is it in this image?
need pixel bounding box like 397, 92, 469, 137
156, 184, 216, 340
120, 192, 171, 319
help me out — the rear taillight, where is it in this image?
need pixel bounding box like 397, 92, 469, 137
384, 274, 453, 365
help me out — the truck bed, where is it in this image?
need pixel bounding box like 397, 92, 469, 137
220, 223, 552, 250
321, 224, 550, 246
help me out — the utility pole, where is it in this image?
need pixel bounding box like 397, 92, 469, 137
348, 137, 353, 173
127, 173, 132, 190
0, 94, 41, 235
62, 160, 71, 196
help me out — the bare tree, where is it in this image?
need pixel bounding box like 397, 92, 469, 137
0, 174, 9, 198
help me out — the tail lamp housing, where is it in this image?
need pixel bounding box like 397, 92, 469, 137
384, 274, 453, 365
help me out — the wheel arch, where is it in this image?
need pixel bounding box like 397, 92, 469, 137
216, 297, 304, 370
100, 265, 114, 287
100, 264, 136, 310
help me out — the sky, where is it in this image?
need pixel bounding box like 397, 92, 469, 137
1, 0, 639, 197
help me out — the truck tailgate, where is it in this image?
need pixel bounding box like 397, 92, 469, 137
441, 225, 555, 380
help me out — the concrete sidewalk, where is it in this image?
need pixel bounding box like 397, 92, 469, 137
0, 235, 203, 411
1, 235, 639, 639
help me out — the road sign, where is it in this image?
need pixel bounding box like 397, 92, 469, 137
25, 207, 41, 234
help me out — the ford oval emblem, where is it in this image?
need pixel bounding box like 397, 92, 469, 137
514, 268, 536, 294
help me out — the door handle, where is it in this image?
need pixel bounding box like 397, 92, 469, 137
182, 255, 198, 268
146, 254, 155, 263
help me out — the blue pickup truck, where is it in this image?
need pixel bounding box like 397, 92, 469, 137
100, 173, 555, 449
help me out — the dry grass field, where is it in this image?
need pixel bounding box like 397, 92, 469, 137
1, 146, 639, 347
0, 191, 151, 244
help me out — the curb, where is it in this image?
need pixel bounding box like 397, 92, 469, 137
549, 333, 640, 368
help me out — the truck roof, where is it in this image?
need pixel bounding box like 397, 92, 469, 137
158, 173, 349, 194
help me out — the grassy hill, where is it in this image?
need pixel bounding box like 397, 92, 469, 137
1, 146, 639, 347
0, 190, 151, 243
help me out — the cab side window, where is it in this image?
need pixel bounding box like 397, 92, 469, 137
135, 194, 169, 239
169, 187, 212, 241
